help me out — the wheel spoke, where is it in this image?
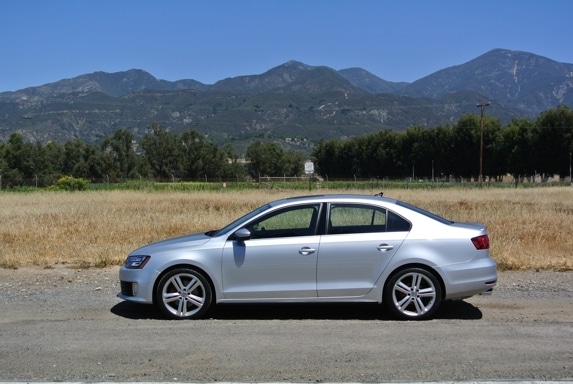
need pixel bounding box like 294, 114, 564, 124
185, 278, 201, 292
413, 297, 426, 314
418, 287, 436, 298
173, 276, 186, 292
186, 294, 204, 308
163, 291, 181, 303
188, 280, 201, 295
413, 273, 423, 289
397, 295, 411, 310
177, 296, 186, 316
395, 281, 411, 294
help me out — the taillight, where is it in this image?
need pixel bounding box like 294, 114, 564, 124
471, 235, 490, 250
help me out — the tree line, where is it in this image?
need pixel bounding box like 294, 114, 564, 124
312, 105, 573, 182
0, 105, 572, 188
0, 123, 305, 188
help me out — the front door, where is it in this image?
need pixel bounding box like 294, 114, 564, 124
222, 204, 321, 299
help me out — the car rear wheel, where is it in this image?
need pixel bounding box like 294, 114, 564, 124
155, 268, 213, 320
384, 267, 442, 320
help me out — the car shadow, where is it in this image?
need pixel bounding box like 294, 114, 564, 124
111, 299, 482, 321
110, 301, 164, 320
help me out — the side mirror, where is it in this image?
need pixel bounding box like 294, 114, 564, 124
233, 228, 251, 242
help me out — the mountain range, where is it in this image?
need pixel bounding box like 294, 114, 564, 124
1, 48, 572, 151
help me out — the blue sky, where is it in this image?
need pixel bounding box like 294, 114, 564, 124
1, 0, 572, 92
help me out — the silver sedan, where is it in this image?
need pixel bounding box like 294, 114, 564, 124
118, 194, 497, 320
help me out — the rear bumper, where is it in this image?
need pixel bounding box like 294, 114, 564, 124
437, 257, 498, 299
479, 286, 495, 295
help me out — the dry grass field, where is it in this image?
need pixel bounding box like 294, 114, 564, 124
1, 187, 572, 271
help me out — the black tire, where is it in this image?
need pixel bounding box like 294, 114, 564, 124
384, 267, 442, 320
155, 268, 213, 320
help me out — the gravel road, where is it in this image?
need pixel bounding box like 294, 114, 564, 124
1, 266, 572, 382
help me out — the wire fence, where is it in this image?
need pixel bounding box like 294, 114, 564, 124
3, 174, 572, 191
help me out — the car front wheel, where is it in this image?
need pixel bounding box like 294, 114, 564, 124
155, 268, 213, 320
384, 267, 442, 320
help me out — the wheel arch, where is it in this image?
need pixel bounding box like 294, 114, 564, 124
383, 263, 446, 301
152, 263, 217, 306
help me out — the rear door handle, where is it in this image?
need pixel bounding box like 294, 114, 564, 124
377, 243, 394, 252
299, 247, 316, 255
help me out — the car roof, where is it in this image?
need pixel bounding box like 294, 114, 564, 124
267, 193, 454, 225
269, 193, 399, 207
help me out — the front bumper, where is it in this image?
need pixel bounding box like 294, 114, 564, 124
117, 266, 158, 304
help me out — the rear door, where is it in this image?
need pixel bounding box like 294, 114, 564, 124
317, 203, 410, 297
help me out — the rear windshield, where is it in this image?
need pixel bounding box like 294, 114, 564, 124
396, 200, 453, 225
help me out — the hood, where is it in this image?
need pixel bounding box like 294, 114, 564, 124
129, 232, 212, 255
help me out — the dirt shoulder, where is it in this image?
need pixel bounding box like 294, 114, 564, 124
0, 267, 572, 382
1, 266, 572, 322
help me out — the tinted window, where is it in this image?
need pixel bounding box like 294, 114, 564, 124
213, 204, 271, 236
327, 204, 412, 234
387, 210, 412, 232
328, 204, 387, 234
244, 204, 320, 239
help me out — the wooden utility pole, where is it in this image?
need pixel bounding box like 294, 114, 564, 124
477, 101, 490, 187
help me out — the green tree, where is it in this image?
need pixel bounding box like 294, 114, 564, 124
426, 125, 455, 181
1, 133, 34, 186
63, 139, 89, 178
282, 150, 305, 176
401, 126, 432, 179
532, 105, 573, 178
101, 129, 141, 180
495, 118, 534, 183
220, 143, 247, 179
140, 123, 182, 180
336, 139, 360, 177
373, 130, 404, 179
246, 141, 280, 178
100, 129, 149, 179
451, 114, 480, 180
180, 130, 229, 179
41, 141, 65, 185
246, 141, 302, 178
312, 139, 339, 178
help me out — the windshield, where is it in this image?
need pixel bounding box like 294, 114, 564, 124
210, 204, 271, 236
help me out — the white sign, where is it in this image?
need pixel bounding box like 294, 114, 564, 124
304, 161, 314, 174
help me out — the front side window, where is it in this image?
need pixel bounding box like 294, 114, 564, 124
244, 204, 320, 239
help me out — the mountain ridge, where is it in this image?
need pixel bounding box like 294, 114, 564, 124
0, 48, 571, 148
402, 48, 573, 114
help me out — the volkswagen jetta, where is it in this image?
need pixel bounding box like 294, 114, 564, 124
118, 194, 497, 320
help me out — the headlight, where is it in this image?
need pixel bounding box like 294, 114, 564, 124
124, 255, 150, 269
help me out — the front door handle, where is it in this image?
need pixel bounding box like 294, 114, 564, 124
377, 243, 394, 252
299, 247, 316, 255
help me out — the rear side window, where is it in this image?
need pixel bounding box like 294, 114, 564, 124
328, 204, 410, 234
329, 204, 385, 234
387, 210, 412, 232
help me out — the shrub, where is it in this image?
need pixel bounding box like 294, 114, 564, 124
54, 176, 90, 191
